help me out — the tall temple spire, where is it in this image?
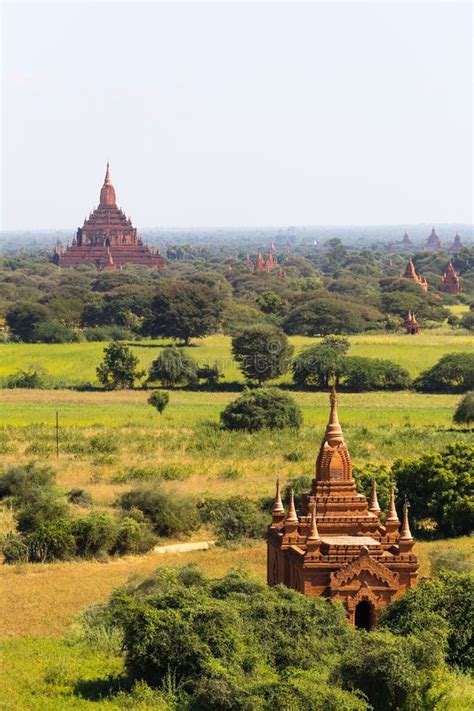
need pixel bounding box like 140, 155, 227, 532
104, 162, 112, 185
368, 479, 381, 515
100, 162, 117, 207
324, 385, 344, 445
315, 385, 352, 482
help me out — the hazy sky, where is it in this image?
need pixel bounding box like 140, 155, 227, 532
1, 1, 472, 230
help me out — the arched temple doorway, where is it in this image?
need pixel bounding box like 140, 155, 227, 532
354, 600, 373, 631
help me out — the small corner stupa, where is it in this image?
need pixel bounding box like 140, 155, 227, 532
267, 387, 418, 629
53, 164, 165, 271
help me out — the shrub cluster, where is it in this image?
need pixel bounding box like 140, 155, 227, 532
85, 565, 461, 710
0, 463, 157, 563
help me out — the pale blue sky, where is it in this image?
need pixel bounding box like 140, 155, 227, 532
1, 1, 472, 229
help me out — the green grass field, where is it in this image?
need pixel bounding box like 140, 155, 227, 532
0, 331, 472, 386
0, 331, 473, 710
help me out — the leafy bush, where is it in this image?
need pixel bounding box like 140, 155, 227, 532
88, 433, 119, 454
148, 347, 198, 388
342, 357, 411, 391
147, 390, 170, 414
392, 442, 474, 537
31, 320, 78, 344
221, 388, 302, 432
26, 519, 76, 562
118, 485, 200, 538
6, 367, 50, 389
381, 571, 474, 671
283, 474, 313, 509
414, 353, 474, 393
67, 488, 93, 507
92, 565, 444, 710
111, 517, 157, 555
73, 511, 118, 558
84, 326, 135, 341
453, 391, 474, 425
198, 495, 267, 543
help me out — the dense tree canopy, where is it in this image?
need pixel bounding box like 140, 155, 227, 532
96, 342, 144, 390
392, 442, 474, 537
143, 281, 225, 344
231, 325, 293, 385
414, 353, 474, 393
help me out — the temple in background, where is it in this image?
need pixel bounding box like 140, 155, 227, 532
425, 227, 442, 250
440, 262, 462, 295
403, 257, 428, 291
267, 389, 418, 629
53, 164, 165, 271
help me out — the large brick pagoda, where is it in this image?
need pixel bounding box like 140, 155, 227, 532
54, 164, 165, 271
267, 388, 418, 629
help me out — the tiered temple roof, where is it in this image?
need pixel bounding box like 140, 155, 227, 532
440, 262, 462, 295
54, 164, 165, 271
267, 388, 418, 628
425, 227, 442, 250
403, 257, 428, 291
450, 233, 464, 253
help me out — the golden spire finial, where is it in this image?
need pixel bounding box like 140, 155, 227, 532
400, 501, 413, 540
286, 489, 298, 523
104, 162, 112, 186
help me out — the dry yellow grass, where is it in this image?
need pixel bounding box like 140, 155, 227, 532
0, 543, 266, 639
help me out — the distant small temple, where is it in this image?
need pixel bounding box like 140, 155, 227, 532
440, 262, 462, 295
425, 227, 442, 250
53, 164, 165, 271
403, 258, 428, 291
401, 232, 413, 248
403, 311, 420, 335
267, 389, 418, 629
244, 247, 286, 277
450, 233, 464, 253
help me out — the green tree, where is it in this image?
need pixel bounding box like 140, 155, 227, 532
31, 320, 77, 343
292, 336, 350, 388
381, 572, 474, 671
220, 388, 302, 431
231, 325, 293, 385
453, 391, 474, 425
341, 357, 411, 391
96, 342, 144, 390
5, 302, 50, 342
414, 353, 474, 393
143, 282, 224, 345
118, 486, 200, 538
147, 390, 169, 414
391, 442, 474, 537
148, 347, 198, 388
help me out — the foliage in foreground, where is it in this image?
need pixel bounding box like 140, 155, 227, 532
87, 565, 455, 710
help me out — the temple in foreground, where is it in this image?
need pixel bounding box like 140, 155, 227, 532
440, 261, 462, 295
53, 164, 165, 271
267, 389, 418, 629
